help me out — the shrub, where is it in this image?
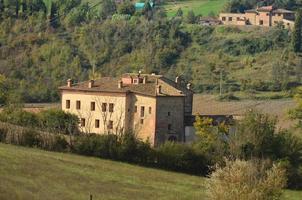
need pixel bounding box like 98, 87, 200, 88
72, 134, 119, 158
207, 159, 287, 200
0, 108, 39, 127
38, 109, 79, 135
156, 142, 208, 175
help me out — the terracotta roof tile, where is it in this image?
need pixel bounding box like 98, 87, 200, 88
59, 74, 191, 97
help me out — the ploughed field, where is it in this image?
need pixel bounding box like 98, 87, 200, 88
0, 144, 301, 200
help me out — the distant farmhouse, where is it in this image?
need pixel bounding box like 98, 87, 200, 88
219, 6, 295, 29
59, 73, 193, 146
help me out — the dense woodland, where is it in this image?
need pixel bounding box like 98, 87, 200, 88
0, 0, 301, 104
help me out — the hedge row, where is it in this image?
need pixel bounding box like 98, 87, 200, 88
0, 122, 209, 176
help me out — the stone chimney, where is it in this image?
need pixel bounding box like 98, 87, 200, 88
88, 80, 94, 88
156, 85, 162, 94
67, 79, 73, 87
118, 80, 123, 88
143, 76, 147, 84
187, 83, 192, 90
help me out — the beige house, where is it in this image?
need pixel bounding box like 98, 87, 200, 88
219, 6, 295, 29
59, 73, 193, 146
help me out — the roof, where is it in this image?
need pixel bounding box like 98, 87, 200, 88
59, 74, 192, 97
245, 9, 257, 13
257, 5, 274, 12
273, 9, 294, 14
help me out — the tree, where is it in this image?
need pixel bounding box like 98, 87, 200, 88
142, 1, 152, 20
292, 9, 302, 52
0, 0, 4, 17
289, 87, 302, 128
49, 1, 59, 28
193, 116, 229, 164
186, 10, 196, 24
229, 111, 277, 159
100, 0, 117, 20
175, 8, 183, 17
207, 159, 287, 200
118, 0, 135, 15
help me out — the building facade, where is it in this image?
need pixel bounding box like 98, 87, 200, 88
59, 73, 193, 146
219, 6, 295, 29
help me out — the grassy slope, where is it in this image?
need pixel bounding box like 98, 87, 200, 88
0, 144, 205, 200
0, 144, 301, 199
163, 0, 227, 17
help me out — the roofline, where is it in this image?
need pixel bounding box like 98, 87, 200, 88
59, 87, 186, 97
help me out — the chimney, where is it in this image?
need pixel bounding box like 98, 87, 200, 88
143, 76, 147, 84
118, 80, 123, 88
156, 85, 162, 94
67, 79, 73, 87
88, 80, 94, 88
187, 83, 192, 90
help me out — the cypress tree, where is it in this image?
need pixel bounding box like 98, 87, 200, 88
0, 0, 4, 13
21, 0, 27, 13
292, 9, 302, 52
15, 0, 20, 18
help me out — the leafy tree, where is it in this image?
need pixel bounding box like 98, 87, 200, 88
229, 111, 277, 159
175, 7, 183, 17
0, 0, 4, 14
100, 0, 117, 20
289, 87, 302, 128
193, 116, 229, 164
186, 10, 196, 24
118, 0, 135, 15
142, 1, 152, 20
292, 9, 302, 52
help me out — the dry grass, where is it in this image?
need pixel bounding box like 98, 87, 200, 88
193, 94, 297, 129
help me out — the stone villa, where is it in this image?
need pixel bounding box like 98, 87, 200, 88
219, 6, 295, 29
59, 73, 193, 146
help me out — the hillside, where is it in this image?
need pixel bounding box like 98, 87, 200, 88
163, 0, 227, 17
0, 144, 205, 200
0, 144, 301, 200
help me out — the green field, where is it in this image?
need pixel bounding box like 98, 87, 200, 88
0, 144, 301, 200
0, 144, 205, 200
163, 0, 227, 17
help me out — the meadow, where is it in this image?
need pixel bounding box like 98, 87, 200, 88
162, 0, 227, 17
0, 143, 301, 200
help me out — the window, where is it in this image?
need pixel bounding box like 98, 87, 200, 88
80, 118, 85, 127
102, 103, 107, 112
237, 17, 240, 21
66, 100, 70, 109
266, 13, 269, 16
149, 107, 152, 114
76, 100, 81, 110
107, 120, 113, 129
109, 103, 114, 112
228, 17, 232, 21
140, 119, 144, 124
259, 20, 264, 25
278, 13, 282, 16
140, 106, 145, 117
134, 106, 137, 113
222, 17, 226, 21
168, 124, 172, 130
168, 112, 171, 116
91, 102, 95, 111
95, 119, 100, 128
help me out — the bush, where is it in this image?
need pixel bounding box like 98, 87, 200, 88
73, 134, 119, 158
207, 159, 287, 200
156, 142, 208, 175
38, 109, 79, 135
0, 108, 39, 127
